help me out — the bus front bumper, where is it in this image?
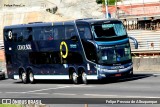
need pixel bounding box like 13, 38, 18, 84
97, 65, 133, 79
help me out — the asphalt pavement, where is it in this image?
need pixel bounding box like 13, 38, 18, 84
0, 72, 160, 107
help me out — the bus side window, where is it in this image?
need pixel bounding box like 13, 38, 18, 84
44, 27, 53, 40
13, 29, 24, 42
25, 27, 33, 41
13, 32, 17, 42
33, 28, 44, 41
28, 35, 33, 41
23, 29, 31, 41
39, 30, 45, 40
53, 28, 58, 40
84, 27, 92, 39
77, 23, 92, 40
53, 26, 65, 40
65, 25, 76, 40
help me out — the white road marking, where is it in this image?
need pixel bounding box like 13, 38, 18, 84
25, 86, 71, 93
4, 85, 93, 95
84, 94, 118, 97
5, 86, 71, 94
26, 93, 49, 95
6, 92, 26, 94
72, 85, 94, 88
119, 86, 151, 89
57, 84, 94, 88
84, 94, 160, 98
53, 93, 76, 96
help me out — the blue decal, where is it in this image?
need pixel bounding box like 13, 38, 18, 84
96, 38, 129, 46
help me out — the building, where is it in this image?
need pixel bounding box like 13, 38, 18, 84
108, 0, 160, 30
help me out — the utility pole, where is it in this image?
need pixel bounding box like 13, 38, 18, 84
115, 0, 118, 18
105, 0, 109, 19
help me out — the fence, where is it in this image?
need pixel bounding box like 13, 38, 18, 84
129, 30, 160, 56
0, 40, 4, 50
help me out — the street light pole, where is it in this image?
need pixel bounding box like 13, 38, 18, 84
105, 0, 109, 19
115, 0, 118, 18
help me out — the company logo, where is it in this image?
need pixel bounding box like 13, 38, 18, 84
8, 31, 12, 39
111, 66, 124, 70
70, 44, 77, 48
17, 44, 32, 50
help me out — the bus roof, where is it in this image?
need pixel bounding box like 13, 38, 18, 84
75, 18, 121, 24
4, 18, 121, 29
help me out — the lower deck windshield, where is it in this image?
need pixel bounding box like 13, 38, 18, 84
97, 43, 131, 65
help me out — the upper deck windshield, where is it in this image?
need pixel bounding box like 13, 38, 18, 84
92, 21, 127, 38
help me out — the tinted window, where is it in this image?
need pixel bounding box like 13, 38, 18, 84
33, 28, 44, 41
29, 52, 61, 64
44, 27, 53, 40
77, 24, 92, 39
4, 28, 33, 42
92, 22, 127, 38
53, 26, 65, 40
24, 27, 33, 41
66, 52, 83, 64
29, 52, 83, 64
13, 29, 23, 42
65, 25, 77, 40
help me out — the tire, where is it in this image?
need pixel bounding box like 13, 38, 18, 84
1, 73, 5, 80
82, 72, 87, 84
28, 71, 35, 84
21, 71, 28, 84
72, 72, 78, 84
129, 72, 133, 77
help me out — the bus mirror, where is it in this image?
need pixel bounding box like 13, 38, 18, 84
129, 36, 138, 49
70, 36, 78, 42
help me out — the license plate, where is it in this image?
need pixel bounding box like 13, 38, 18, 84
115, 74, 121, 77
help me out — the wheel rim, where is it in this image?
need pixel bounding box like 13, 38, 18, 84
82, 72, 87, 84
22, 72, 26, 82
29, 72, 34, 83
72, 72, 78, 84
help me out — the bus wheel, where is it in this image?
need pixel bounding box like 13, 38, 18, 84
21, 71, 28, 84
82, 72, 87, 84
29, 71, 35, 84
72, 72, 78, 84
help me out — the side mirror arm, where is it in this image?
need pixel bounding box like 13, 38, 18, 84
129, 36, 138, 49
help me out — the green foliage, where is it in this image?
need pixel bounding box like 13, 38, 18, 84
96, 0, 120, 5
109, 0, 116, 5
96, 0, 103, 4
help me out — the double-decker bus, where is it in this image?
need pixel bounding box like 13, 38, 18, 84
3, 18, 138, 84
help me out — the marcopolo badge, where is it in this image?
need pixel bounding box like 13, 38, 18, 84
8, 31, 12, 39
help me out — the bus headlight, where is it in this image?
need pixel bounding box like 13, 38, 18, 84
99, 74, 106, 77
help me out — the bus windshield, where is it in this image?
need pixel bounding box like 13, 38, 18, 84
92, 22, 127, 38
97, 43, 131, 65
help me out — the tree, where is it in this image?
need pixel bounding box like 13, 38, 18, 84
96, 0, 121, 5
